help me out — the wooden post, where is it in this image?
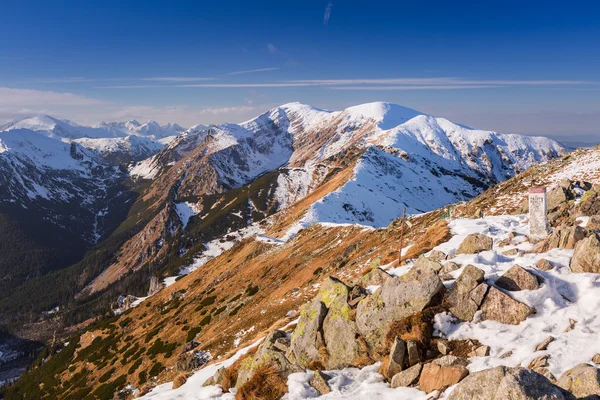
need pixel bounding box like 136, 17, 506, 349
398, 207, 407, 265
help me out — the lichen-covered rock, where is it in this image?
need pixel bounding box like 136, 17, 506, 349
548, 185, 571, 211
309, 370, 332, 395
360, 267, 392, 287
448, 366, 571, 400
557, 363, 600, 398
419, 362, 469, 393
413, 255, 443, 273
495, 265, 540, 291
456, 234, 493, 254
320, 278, 368, 368
236, 330, 302, 388
480, 286, 535, 325
289, 298, 327, 368
571, 234, 600, 273
446, 265, 486, 321
356, 263, 444, 352
440, 262, 461, 281
391, 363, 422, 388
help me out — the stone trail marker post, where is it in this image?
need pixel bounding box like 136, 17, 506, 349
529, 186, 549, 237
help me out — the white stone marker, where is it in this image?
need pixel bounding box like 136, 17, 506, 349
529, 186, 549, 237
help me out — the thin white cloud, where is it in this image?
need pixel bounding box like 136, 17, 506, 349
0, 87, 106, 106
140, 77, 215, 82
227, 67, 280, 75
289, 78, 594, 86
323, 2, 333, 25
331, 85, 500, 90
267, 43, 278, 54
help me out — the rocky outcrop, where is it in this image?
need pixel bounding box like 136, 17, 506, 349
236, 330, 302, 388
288, 298, 327, 367
570, 233, 600, 273
533, 225, 587, 253
480, 286, 535, 325
448, 366, 572, 400
456, 234, 493, 254
445, 265, 487, 321
356, 263, 444, 352
495, 265, 540, 291
557, 363, 600, 398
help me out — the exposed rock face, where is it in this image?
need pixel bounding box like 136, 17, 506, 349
175, 350, 211, 372
413, 255, 443, 273
448, 366, 571, 400
446, 265, 487, 321
236, 330, 302, 388
571, 234, 600, 273
456, 234, 493, 254
289, 299, 327, 367
320, 279, 367, 368
356, 263, 444, 352
480, 287, 535, 325
533, 226, 587, 253
557, 363, 600, 398
391, 363, 422, 388
547, 184, 572, 211
495, 265, 540, 291
360, 267, 392, 287
419, 357, 469, 393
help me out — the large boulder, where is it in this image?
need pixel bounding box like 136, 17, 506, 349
320, 278, 368, 369
571, 234, 600, 273
557, 363, 600, 398
548, 185, 572, 211
356, 263, 444, 353
445, 265, 487, 321
391, 363, 422, 388
495, 265, 540, 291
480, 287, 535, 325
288, 298, 327, 367
456, 234, 493, 255
448, 366, 572, 400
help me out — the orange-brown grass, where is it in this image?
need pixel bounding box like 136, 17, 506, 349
401, 220, 452, 262
221, 346, 258, 392
236, 364, 288, 400
172, 373, 189, 389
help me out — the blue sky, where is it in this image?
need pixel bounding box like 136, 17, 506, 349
0, 0, 599, 144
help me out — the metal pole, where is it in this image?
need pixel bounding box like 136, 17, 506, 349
398, 207, 407, 265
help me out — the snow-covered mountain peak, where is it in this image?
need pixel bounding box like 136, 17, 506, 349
343, 102, 422, 130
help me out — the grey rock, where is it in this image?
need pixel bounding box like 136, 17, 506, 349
419, 362, 469, 393
391, 363, 422, 388
537, 258, 554, 271
456, 234, 493, 254
385, 336, 406, 378
557, 363, 600, 398
414, 255, 443, 273
433, 355, 469, 367
495, 265, 540, 291
428, 250, 448, 262
470, 283, 489, 306
446, 265, 485, 321
289, 298, 327, 368
407, 340, 420, 367
480, 286, 535, 325
571, 234, 600, 273
448, 366, 571, 400
309, 370, 332, 395
536, 336, 555, 352
360, 267, 392, 287
356, 263, 444, 352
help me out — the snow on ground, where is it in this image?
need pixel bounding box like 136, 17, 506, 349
175, 202, 201, 229
139, 213, 600, 399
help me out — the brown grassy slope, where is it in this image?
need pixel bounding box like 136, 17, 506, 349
49, 204, 452, 398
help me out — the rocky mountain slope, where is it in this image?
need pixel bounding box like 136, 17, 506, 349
6, 143, 600, 399
0, 103, 571, 399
